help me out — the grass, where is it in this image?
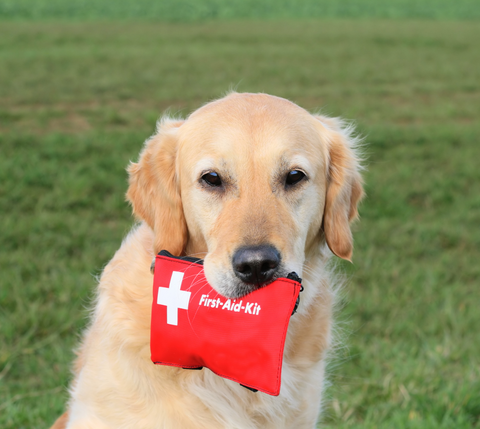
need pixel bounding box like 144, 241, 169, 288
0, 17, 479, 428
1, 0, 480, 20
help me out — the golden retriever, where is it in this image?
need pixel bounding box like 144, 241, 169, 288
51, 92, 363, 429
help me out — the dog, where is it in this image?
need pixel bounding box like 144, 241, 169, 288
51, 92, 363, 428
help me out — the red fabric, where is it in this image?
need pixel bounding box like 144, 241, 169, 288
150, 254, 301, 395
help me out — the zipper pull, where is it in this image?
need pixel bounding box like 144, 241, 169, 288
287, 272, 304, 315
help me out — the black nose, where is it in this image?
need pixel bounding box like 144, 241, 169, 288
232, 245, 281, 285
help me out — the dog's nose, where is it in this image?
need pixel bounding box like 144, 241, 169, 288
232, 245, 281, 285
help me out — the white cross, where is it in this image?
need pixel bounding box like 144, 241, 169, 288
157, 271, 191, 326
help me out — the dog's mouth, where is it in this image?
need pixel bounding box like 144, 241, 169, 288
156, 249, 289, 299
222, 279, 276, 299
213, 265, 291, 299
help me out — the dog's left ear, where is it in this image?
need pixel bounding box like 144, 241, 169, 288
126, 118, 187, 256
314, 116, 364, 262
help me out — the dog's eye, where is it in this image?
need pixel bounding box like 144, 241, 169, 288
202, 172, 222, 187
285, 170, 306, 186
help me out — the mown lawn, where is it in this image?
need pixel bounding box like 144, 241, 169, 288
0, 18, 479, 428
2, 0, 480, 20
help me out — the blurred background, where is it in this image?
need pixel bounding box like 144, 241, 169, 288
1, 1, 479, 428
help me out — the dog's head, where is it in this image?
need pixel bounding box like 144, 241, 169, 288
127, 93, 363, 298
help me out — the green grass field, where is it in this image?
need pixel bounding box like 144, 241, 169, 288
1, 5, 480, 429
1, 0, 480, 20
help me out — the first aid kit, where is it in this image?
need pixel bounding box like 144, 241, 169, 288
150, 250, 302, 396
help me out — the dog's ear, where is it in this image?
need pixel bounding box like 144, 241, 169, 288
126, 118, 187, 256
315, 116, 364, 262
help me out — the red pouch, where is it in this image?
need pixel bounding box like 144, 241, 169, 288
150, 250, 302, 396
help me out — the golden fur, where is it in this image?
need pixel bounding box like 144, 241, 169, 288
51, 93, 363, 429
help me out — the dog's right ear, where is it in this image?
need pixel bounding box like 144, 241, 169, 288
126, 118, 187, 256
